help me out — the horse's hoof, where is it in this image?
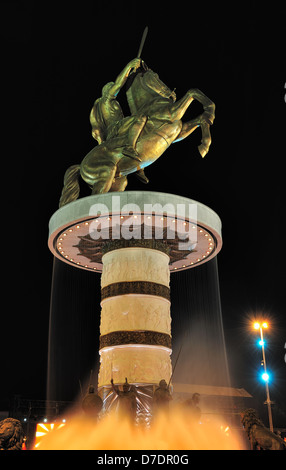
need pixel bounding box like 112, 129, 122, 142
198, 144, 208, 158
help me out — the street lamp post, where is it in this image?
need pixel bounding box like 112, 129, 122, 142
254, 322, 274, 432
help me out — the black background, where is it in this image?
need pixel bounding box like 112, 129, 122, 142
1, 1, 285, 426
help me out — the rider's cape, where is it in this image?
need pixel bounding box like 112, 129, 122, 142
89, 98, 108, 145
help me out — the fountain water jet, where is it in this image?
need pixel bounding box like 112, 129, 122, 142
35, 407, 245, 450
171, 257, 231, 388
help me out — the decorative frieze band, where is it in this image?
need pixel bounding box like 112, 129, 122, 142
99, 330, 172, 350
102, 238, 170, 256
101, 281, 170, 301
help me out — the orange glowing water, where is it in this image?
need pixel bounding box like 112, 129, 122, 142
35, 408, 245, 450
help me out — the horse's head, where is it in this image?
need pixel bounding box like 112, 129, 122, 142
141, 69, 176, 102
127, 68, 176, 115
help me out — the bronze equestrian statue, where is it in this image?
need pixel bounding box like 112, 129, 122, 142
59, 35, 215, 207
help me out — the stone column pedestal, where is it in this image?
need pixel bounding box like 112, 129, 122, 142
48, 191, 222, 418
98, 243, 172, 403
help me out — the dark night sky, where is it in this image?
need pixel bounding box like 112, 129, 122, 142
1, 1, 285, 422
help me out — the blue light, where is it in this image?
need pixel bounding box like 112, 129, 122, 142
258, 339, 265, 347
262, 372, 269, 382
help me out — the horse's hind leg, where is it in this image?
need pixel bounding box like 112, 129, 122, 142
90, 163, 117, 194
109, 175, 128, 192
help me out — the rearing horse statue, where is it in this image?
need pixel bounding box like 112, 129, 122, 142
59, 59, 215, 207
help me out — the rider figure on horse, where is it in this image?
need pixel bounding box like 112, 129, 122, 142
90, 58, 147, 162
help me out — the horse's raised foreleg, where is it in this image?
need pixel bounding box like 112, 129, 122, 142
169, 92, 195, 121
170, 88, 215, 158
187, 89, 215, 123
173, 114, 212, 158
173, 117, 200, 143
197, 120, 212, 158
170, 88, 215, 124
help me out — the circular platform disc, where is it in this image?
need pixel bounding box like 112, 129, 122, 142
48, 191, 222, 273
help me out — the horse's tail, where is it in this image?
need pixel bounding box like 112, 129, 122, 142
59, 164, 81, 207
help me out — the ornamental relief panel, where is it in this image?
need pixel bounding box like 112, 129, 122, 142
98, 346, 172, 387
101, 248, 170, 288
100, 296, 171, 335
